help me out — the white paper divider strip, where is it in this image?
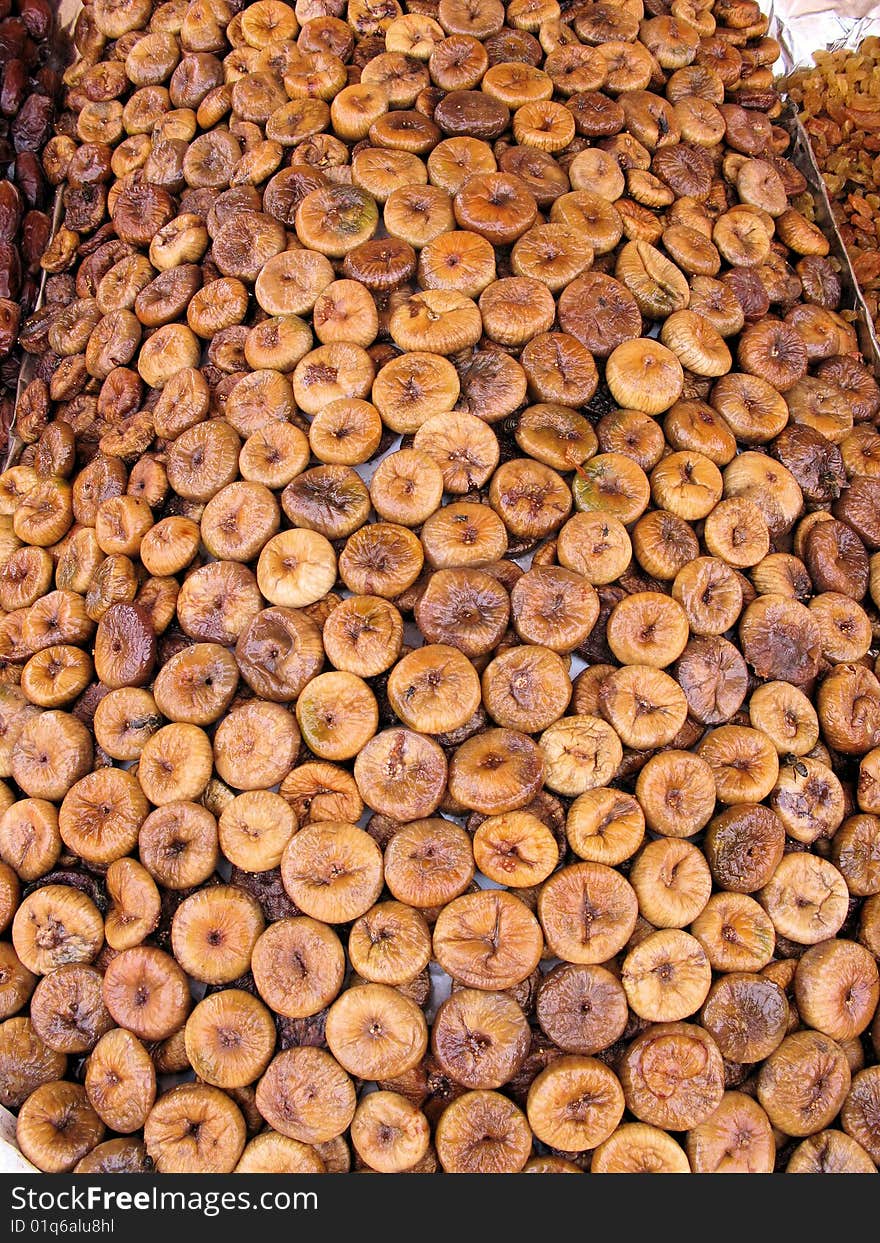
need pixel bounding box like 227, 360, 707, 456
0, 1105, 38, 1174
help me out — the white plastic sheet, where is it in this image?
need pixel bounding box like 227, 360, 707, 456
767, 0, 880, 72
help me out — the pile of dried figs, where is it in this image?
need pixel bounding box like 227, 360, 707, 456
1, 0, 880, 1175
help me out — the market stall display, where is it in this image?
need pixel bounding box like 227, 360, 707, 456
1, 0, 879, 1176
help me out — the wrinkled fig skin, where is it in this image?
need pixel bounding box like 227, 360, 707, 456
1, 0, 880, 1178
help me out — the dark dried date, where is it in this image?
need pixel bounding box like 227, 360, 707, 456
0, 180, 22, 241
20, 208, 50, 271
0, 57, 27, 116
14, 150, 47, 209
0, 297, 20, 357
19, 0, 52, 41
0, 16, 27, 60
12, 91, 51, 153
0, 2, 68, 443
0, 241, 22, 299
